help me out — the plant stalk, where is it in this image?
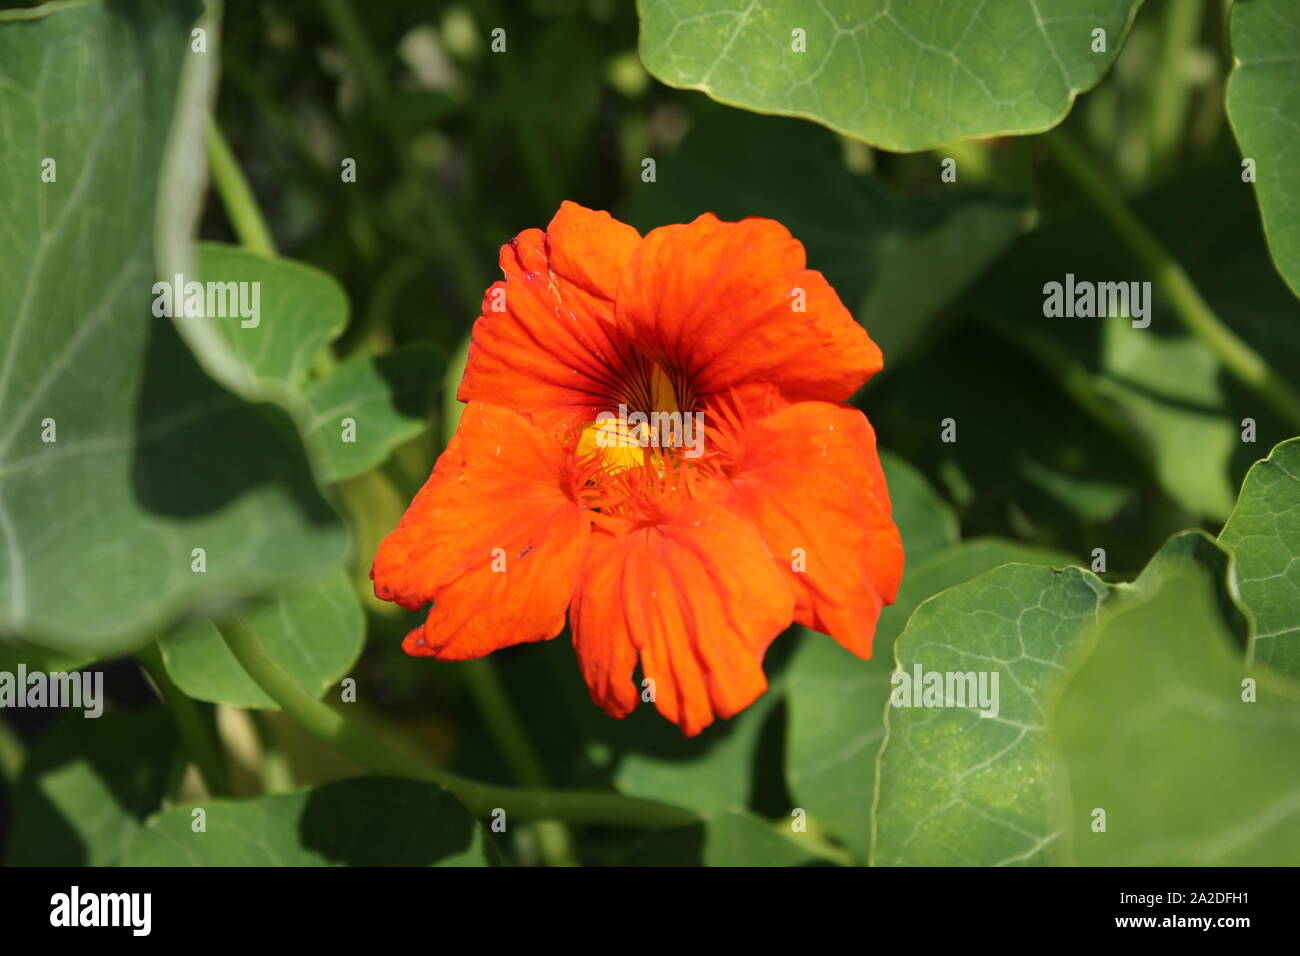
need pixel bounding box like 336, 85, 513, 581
1043, 130, 1300, 430
217, 617, 697, 829
138, 643, 232, 797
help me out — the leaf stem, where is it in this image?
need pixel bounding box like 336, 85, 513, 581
1147, 0, 1207, 179
0, 0, 95, 22
137, 643, 232, 797
216, 617, 698, 829
205, 119, 337, 380
461, 658, 577, 864
1043, 130, 1300, 430
249, 710, 295, 794
205, 121, 277, 257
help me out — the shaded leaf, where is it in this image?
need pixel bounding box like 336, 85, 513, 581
5, 708, 179, 866
970, 165, 1300, 519
122, 776, 499, 865
613, 677, 783, 814
0, 639, 92, 674
159, 570, 364, 710
301, 345, 445, 482
622, 809, 826, 866
186, 245, 443, 482
879, 449, 959, 566
1218, 437, 1300, 679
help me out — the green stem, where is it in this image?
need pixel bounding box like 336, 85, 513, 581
1147, 0, 1207, 179
205, 122, 277, 257
249, 711, 295, 794
206, 118, 337, 378
461, 659, 577, 865
0, 1, 95, 21
217, 617, 697, 829
1043, 131, 1300, 430
138, 643, 232, 797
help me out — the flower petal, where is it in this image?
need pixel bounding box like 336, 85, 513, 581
616, 213, 882, 404
725, 399, 903, 658
371, 402, 588, 659
570, 501, 794, 736
458, 202, 642, 431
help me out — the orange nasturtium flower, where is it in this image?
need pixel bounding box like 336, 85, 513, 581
372, 202, 903, 736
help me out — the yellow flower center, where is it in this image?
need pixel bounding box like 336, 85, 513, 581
578, 363, 688, 475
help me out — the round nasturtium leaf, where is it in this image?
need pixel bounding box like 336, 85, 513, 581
1227, 0, 1300, 298
637, 0, 1142, 152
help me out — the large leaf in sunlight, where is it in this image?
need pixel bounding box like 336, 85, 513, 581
637, 0, 1141, 151
0, 0, 346, 656
1227, 0, 1300, 297
788, 538, 1074, 861
872, 559, 1108, 865
1054, 534, 1300, 865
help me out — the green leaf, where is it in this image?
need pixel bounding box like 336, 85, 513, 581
184, 245, 444, 481
188, 243, 350, 404
621, 810, 827, 866
122, 777, 500, 866
1227, 0, 1300, 297
637, 0, 1141, 152
6, 709, 179, 866
869, 530, 1292, 865
630, 110, 1025, 366
1219, 437, 1300, 679
0, 0, 347, 656
787, 538, 1075, 860
1052, 533, 1300, 865
613, 677, 783, 814
0, 639, 92, 674
301, 345, 445, 482
879, 449, 959, 566
159, 570, 364, 710
872, 560, 1107, 865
